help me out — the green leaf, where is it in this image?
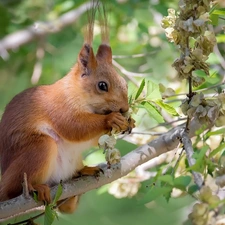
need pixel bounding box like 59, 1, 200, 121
0, 5, 10, 38
33, 192, 38, 202
52, 183, 63, 205
140, 186, 173, 204
188, 184, 199, 194
206, 159, 216, 176
44, 205, 55, 225
188, 146, 208, 172
209, 13, 218, 25
155, 100, 179, 116
164, 187, 172, 202
142, 101, 164, 123
54, 1, 75, 13
212, 9, 225, 16
195, 124, 208, 136
139, 179, 155, 194
135, 79, 145, 100
219, 150, 225, 164
209, 143, 225, 158
157, 174, 174, 186
146, 80, 161, 100
216, 34, 225, 43
206, 128, 225, 139
174, 176, 192, 191
128, 94, 133, 105
193, 146, 208, 161
115, 139, 138, 155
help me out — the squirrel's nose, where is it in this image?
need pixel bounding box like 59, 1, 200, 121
120, 104, 129, 114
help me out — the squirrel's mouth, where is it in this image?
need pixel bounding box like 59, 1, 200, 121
103, 109, 112, 115
94, 108, 112, 115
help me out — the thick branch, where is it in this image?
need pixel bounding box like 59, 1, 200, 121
0, 2, 93, 59
0, 117, 211, 222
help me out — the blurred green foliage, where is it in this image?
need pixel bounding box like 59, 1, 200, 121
0, 0, 178, 112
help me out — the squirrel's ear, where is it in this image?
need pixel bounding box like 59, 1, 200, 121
96, 44, 112, 64
78, 44, 97, 75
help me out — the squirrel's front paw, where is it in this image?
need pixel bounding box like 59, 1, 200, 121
78, 166, 103, 177
28, 183, 51, 204
106, 112, 129, 133
124, 116, 135, 134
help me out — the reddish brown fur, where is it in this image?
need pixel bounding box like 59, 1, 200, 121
0, 2, 132, 214
0, 46, 129, 199
58, 196, 80, 214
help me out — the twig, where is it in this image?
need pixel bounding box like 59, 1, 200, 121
8, 196, 70, 225
196, 82, 225, 93
0, 117, 213, 222
112, 59, 150, 83
8, 212, 44, 225
130, 131, 164, 136
188, 76, 192, 98
179, 129, 203, 188
112, 51, 157, 59
31, 38, 45, 84
208, 25, 225, 78
149, 117, 187, 130
22, 173, 29, 199
216, 175, 225, 187
164, 82, 225, 103
112, 59, 139, 87
171, 147, 184, 175
121, 118, 187, 142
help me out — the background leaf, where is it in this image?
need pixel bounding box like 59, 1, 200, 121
44, 205, 55, 225
157, 174, 174, 186
146, 80, 161, 100
142, 101, 164, 123
155, 100, 179, 116
174, 176, 192, 191
140, 186, 173, 204
135, 78, 145, 100
52, 183, 63, 205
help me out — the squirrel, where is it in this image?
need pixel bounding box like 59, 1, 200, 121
0, 2, 134, 214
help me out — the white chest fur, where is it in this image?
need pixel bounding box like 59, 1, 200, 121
39, 123, 97, 185
48, 139, 94, 185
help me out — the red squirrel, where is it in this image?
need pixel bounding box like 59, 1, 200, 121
0, 3, 134, 213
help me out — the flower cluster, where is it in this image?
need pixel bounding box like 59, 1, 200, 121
188, 186, 219, 225
215, 93, 225, 127
161, 0, 216, 80
108, 176, 140, 198
215, 148, 225, 187
98, 134, 121, 165
180, 92, 222, 124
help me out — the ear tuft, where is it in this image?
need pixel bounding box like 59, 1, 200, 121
79, 44, 90, 68
78, 44, 97, 75
96, 44, 112, 64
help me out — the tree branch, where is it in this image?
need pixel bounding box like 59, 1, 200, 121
178, 129, 203, 188
0, 2, 93, 59
0, 117, 212, 222
112, 59, 145, 87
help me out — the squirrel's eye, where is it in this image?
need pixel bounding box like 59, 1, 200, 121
98, 81, 108, 92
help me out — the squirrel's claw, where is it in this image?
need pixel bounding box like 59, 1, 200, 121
78, 166, 104, 178
122, 116, 135, 134
29, 183, 51, 204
